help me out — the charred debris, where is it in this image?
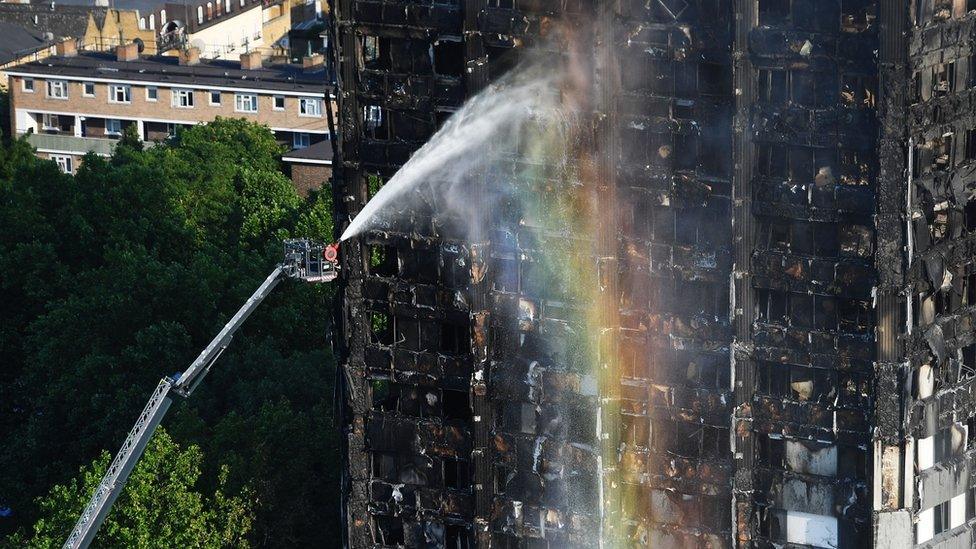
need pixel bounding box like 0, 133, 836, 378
327, 0, 976, 547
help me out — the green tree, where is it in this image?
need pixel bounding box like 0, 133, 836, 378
5, 428, 253, 549
0, 118, 340, 546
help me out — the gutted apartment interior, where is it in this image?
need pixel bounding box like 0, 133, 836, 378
733, 0, 879, 547
330, 0, 976, 547
330, 0, 473, 544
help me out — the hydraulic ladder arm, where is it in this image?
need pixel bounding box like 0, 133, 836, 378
62, 240, 338, 549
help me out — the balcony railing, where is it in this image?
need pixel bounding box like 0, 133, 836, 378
21, 133, 156, 157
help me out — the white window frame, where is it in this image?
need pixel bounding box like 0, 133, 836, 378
109, 84, 131, 104
105, 118, 122, 136
234, 93, 258, 113
273, 95, 285, 110
785, 511, 838, 548
293, 132, 310, 149
173, 88, 194, 108
209, 90, 221, 106
83, 82, 95, 97
41, 113, 59, 131
22, 77, 34, 93
299, 97, 322, 117
146, 86, 158, 102
951, 492, 966, 529
51, 154, 73, 173
46, 80, 69, 99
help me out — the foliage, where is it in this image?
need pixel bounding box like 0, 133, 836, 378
0, 119, 339, 546
5, 429, 253, 549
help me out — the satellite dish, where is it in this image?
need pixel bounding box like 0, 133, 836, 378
133, 37, 145, 53
42, 32, 54, 41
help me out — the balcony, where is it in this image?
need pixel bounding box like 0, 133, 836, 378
23, 132, 118, 156
21, 132, 156, 157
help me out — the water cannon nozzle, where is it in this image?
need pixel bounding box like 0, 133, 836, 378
324, 243, 340, 262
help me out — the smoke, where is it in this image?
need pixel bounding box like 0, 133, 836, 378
340, 58, 573, 241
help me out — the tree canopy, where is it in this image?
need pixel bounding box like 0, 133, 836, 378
7, 428, 253, 549
0, 118, 340, 547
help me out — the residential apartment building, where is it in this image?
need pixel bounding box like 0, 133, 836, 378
329, 0, 976, 548
7, 41, 331, 190
149, 0, 292, 59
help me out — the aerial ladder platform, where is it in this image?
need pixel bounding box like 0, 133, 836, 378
62, 239, 339, 549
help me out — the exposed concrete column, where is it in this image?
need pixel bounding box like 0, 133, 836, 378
872, 0, 913, 546
74, 116, 83, 137
731, 0, 758, 546
136, 119, 145, 140
461, 0, 493, 544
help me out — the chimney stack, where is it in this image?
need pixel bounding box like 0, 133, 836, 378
55, 38, 76, 57
240, 50, 261, 70
179, 46, 200, 66
115, 42, 139, 62
302, 53, 324, 72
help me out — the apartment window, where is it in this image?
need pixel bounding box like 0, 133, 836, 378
299, 97, 321, 117
41, 114, 59, 131
364, 105, 386, 138
757, 69, 788, 104
173, 89, 194, 108
197, 6, 203, 23
22, 78, 34, 92
433, 40, 464, 77
109, 84, 131, 103
146, 86, 158, 101
83, 82, 95, 97
105, 119, 122, 136
234, 93, 258, 113
273, 95, 285, 110
51, 155, 72, 174
934, 500, 950, 538
209, 90, 221, 105
293, 132, 310, 149
46, 80, 68, 99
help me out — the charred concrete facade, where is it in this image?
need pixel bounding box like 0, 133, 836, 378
330, 1, 976, 548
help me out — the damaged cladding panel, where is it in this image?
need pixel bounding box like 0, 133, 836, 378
331, 0, 976, 548
907, 1, 976, 548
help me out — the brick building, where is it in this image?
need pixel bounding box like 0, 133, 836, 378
7, 41, 332, 190
328, 0, 976, 548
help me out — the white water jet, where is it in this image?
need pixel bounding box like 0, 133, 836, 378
340, 63, 564, 241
